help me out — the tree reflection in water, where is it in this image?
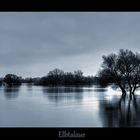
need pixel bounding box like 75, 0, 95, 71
42, 87, 84, 103
3, 86, 20, 99
99, 94, 140, 127
26, 83, 33, 92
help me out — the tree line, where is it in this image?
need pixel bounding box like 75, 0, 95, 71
0, 69, 96, 86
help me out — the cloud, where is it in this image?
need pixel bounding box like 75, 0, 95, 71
0, 12, 140, 77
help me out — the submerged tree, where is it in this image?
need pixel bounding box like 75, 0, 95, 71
98, 49, 140, 96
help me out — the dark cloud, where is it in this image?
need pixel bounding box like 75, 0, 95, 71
0, 12, 140, 77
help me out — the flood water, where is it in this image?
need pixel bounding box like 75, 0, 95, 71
0, 84, 140, 127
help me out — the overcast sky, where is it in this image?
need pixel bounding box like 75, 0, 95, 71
0, 12, 140, 78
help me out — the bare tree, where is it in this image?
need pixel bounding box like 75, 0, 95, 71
98, 49, 140, 96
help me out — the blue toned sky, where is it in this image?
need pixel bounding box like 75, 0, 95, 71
0, 12, 140, 78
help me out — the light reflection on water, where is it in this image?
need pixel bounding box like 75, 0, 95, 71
0, 84, 140, 127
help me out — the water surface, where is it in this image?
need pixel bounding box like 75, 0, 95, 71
0, 84, 139, 127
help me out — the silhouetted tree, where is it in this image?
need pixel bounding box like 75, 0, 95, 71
3, 74, 22, 86
0, 78, 3, 86
80, 76, 94, 86
47, 68, 65, 85
23, 78, 33, 83
98, 49, 140, 96
64, 72, 75, 85
36, 69, 94, 86
74, 70, 84, 85
32, 77, 41, 85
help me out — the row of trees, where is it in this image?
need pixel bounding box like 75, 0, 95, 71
0, 69, 95, 86
36, 69, 95, 86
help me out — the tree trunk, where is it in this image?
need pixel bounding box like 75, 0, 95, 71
118, 83, 126, 96
121, 88, 126, 97
131, 86, 136, 95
